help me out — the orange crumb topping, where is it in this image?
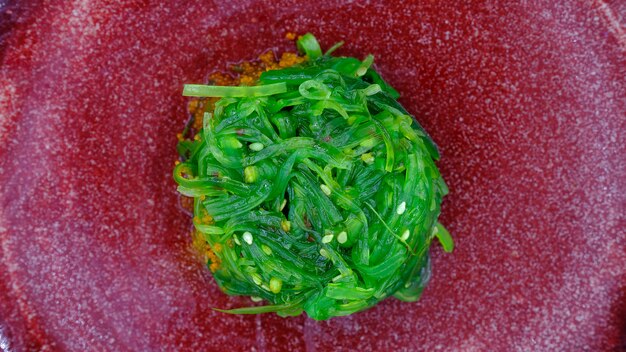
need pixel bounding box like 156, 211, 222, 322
279, 52, 306, 68
181, 196, 194, 211
201, 214, 213, 224
259, 50, 277, 67
208, 72, 236, 86
191, 230, 222, 272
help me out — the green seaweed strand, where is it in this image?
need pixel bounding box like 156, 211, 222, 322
175, 33, 451, 320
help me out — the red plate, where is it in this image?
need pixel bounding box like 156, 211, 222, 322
1, 1, 624, 350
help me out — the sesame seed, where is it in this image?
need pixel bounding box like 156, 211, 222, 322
251, 296, 263, 302
233, 235, 241, 245
337, 231, 348, 244
322, 234, 334, 243
249, 142, 264, 151
251, 273, 262, 285
244, 166, 258, 183
401, 229, 410, 241
281, 220, 291, 232
243, 231, 253, 245
396, 201, 406, 215
280, 199, 287, 211
320, 184, 331, 196
269, 277, 283, 294
262, 244, 272, 255
360, 153, 375, 164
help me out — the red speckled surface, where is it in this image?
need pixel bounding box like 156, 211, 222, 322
1, 1, 625, 351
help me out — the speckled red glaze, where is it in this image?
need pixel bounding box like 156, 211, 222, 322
1, 1, 625, 351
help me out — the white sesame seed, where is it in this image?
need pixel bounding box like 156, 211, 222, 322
233, 235, 241, 245
322, 234, 334, 243
262, 244, 272, 255
242, 231, 253, 245
280, 199, 287, 211
400, 229, 410, 241
249, 142, 264, 151
396, 201, 406, 215
337, 231, 348, 244
251, 296, 263, 302
320, 184, 331, 196
319, 248, 329, 258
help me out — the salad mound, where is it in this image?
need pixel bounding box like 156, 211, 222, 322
174, 33, 452, 320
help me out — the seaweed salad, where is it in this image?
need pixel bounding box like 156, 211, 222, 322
174, 33, 453, 320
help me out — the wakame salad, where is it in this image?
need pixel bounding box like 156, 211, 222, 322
174, 33, 453, 320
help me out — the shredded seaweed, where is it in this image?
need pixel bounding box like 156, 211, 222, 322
183, 83, 287, 97
175, 33, 452, 320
